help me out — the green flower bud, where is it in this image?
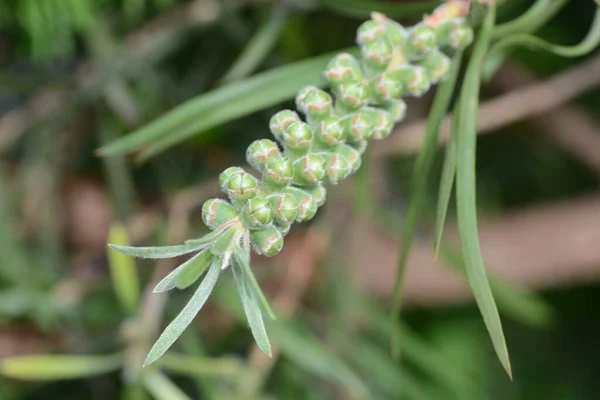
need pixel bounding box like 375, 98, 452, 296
275, 221, 292, 236
317, 117, 346, 147
295, 86, 319, 113
370, 12, 407, 46
270, 110, 300, 142
246, 139, 281, 172
362, 108, 394, 140
302, 89, 333, 123
357, 20, 386, 44
267, 193, 299, 223
388, 65, 431, 97
324, 53, 363, 88
372, 72, 403, 101
219, 167, 244, 190
293, 154, 325, 185
251, 226, 284, 257
243, 197, 274, 229
383, 99, 407, 123
262, 155, 293, 187
333, 144, 361, 173
361, 36, 393, 73
419, 50, 451, 83
282, 121, 313, 152
336, 81, 370, 110
436, 19, 473, 50
406, 24, 437, 58
344, 111, 374, 142
223, 170, 258, 202
322, 152, 351, 184
305, 183, 327, 206
202, 198, 239, 229
283, 186, 317, 221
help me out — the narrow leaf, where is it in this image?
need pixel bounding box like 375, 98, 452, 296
175, 250, 214, 290
184, 225, 231, 246
322, 0, 438, 18
455, 4, 512, 378
391, 52, 463, 356
232, 262, 272, 357
0, 353, 123, 381
153, 250, 211, 293
157, 353, 242, 377
144, 261, 221, 366
210, 226, 237, 256
107, 223, 140, 314
143, 371, 192, 400
233, 246, 277, 320
434, 107, 460, 257
98, 49, 358, 159
108, 242, 205, 259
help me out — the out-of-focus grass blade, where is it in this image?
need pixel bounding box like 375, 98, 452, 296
269, 321, 368, 399
107, 223, 140, 314
108, 242, 205, 259
488, 5, 600, 61
144, 261, 221, 366
233, 246, 277, 320
391, 52, 463, 357
231, 261, 272, 357
322, 0, 439, 18
434, 107, 459, 257
455, 4, 512, 378
440, 246, 555, 329
221, 5, 289, 83
97, 49, 358, 159
175, 250, 214, 290
0, 353, 123, 381
157, 353, 242, 377
143, 371, 192, 400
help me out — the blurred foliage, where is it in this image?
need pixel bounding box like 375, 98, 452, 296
1, 0, 600, 399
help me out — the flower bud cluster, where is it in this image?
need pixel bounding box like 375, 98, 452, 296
201, 5, 474, 259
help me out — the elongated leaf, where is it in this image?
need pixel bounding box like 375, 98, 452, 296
176, 250, 214, 290
488, 5, 600, 61
210, 227, 238, 256
184, 224, 234, 246
233, 246, 276, 320
157, 353, 242, 377
391, 53, 463, 357
232, 261, 272, 357
108, 242, 205, 259
145, 261, 221, 366
143, 371, 192, 400
98, 49, 358, 159
153, 250, 212, 293
107, 223, 140, 314
434, 107, 460, 256
455, 4, 512, 378
269, 321, 367, 398
0, 353, 123, 381
322, 0, 439, 18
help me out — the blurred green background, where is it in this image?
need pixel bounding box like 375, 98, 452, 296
1, 0, 599, 399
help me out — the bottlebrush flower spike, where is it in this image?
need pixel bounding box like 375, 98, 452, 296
109, 3, 475, 365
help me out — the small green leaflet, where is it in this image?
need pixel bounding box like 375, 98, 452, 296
233, 246, 277, 320
108, 242, 206, 259
176, 250, 214, 290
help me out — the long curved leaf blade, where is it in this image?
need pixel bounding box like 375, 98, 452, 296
391, 52, 463, 357
107, 223, 140, 314
455, 4, 512, 378
232, 261, 272, 357
434, 107, 460, 257
176, 250, 214, 290
322, 0, 439, 18
233, 246, 276, 320
0, 353, 123, 381
98, 49, 358, 159
108, 242, 205, 259
143, 371, 192, 400
144, 261, 221, 366
153, 250, 210, 293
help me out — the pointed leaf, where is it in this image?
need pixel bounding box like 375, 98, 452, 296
455, 5, 512, 378
391, 52, 463, 356
232, 262, 272, 357
184, 225, 230, 246
0, 353, 123, 381
434, 107, 460, 257
322, 0, 438, 18
107, 223, 140, 314
108, 242, 205, 259
210, 227, 237, 256
153, 250, 211, 293
233, 246, 276, 320
144, 261, 221, 366
175, 250, 214, 290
